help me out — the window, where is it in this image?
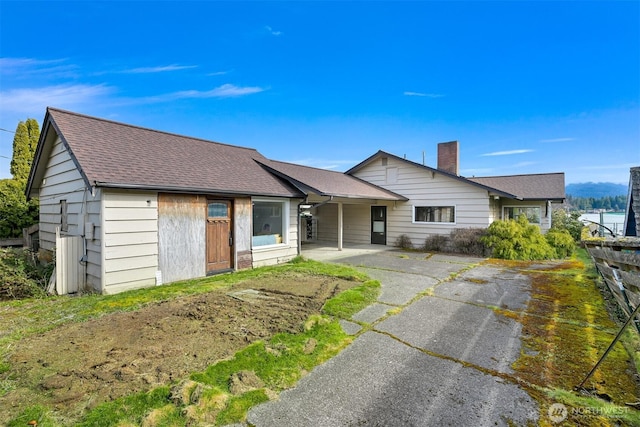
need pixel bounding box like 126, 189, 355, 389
252, 199, 288, 247
208, 202, 228, 218
60, 200, 68, 232
503, 206, 541, 224
414, 206, 455, 223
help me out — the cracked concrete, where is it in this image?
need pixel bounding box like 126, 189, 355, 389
246, 244, 540, 426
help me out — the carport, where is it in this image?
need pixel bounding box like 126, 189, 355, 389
257, 159, 407, 251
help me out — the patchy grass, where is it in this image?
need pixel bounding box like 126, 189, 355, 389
497, 249, 640, 426
321, 280, 380, 319
4, 258, 378, 426
0, 258, 366, 371
72, 316, 354, 426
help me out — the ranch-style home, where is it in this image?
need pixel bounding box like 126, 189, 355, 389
27, 108, 565, 294
341, 142, 565, 248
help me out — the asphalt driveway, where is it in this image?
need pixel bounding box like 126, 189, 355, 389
246, 244, 540, 426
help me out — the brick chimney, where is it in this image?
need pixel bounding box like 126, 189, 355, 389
437, 141, 459, 175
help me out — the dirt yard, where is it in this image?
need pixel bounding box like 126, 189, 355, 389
0, 272, 357, 424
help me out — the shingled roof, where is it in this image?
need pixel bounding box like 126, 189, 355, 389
468, 173, 565, 201
259, 159, 407, 200
28, 108, 304, 197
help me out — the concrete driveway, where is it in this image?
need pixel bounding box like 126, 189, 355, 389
247, 244, 540, 426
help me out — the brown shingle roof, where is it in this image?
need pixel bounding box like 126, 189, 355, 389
39, 108, 303, 197
469, 173, 565, 200
259, 159, 407, 200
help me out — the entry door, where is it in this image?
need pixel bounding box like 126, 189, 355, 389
207, 200, 233, 273
371, 206, 387, 245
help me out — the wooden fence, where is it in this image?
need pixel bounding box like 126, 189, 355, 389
583, 238, 640, 333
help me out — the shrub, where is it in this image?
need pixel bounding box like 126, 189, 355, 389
481, 216, 556, 260
550, 209, 584, 242
394, 234, 414, 250
545, 229, 575, 258
0, 248, 51, 300
423, 234, 449, 252
449, 228, 488, 256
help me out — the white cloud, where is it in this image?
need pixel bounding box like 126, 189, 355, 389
122, 64, 197, 74
207, 70, 231, 76
141, 84, 267, 103
481, 149, 534, 156
0, 57, 66, 70
0, 57, 77, 77
0, 84, 113, 115
403, 91, 444, 98
539, 137, 576, 143
265, 26, 282, 36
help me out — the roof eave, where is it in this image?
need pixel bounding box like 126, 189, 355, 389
93, 181, 304, 198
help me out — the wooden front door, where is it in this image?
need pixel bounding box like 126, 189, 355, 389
371, 206, 387, 245
206, 200, 233, 273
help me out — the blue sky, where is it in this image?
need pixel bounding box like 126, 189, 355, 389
1, 1, 638, 184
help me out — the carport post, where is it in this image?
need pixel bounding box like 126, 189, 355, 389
337, 201, 343, 251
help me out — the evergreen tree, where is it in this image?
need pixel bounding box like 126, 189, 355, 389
10, 118, 40, 182
0, 119, 40, 238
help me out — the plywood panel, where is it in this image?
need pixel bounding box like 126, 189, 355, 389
158, 193, 206, 283
235, 198, 252, 253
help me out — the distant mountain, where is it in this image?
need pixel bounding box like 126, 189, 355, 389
565, 182, 628, 198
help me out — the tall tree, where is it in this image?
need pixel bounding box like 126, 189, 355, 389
0, 119, 40, 238
10, 118, 40, 182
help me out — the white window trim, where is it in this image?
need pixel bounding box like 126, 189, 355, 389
412, 204, 457, 225
251, 197, 290, 248
502, 205, 542, 225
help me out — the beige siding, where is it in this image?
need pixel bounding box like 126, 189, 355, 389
352, 157, 492, 247
315, 203, 338, 242
252, 198, 299, 267
103, 190, 158, 293
343, 204, 372, 244
314, 203, 377, 245
37, 137, 102, 291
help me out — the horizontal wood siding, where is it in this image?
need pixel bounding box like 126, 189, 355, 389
343, 204, 371, 244
103, 190, 158, 293
352, 157, 491, 247
158, 194, 206, 284
315, 203, 338, 243
37, 137, 101, 291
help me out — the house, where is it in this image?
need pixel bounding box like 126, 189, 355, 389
27, 108, 565, 295
342, 141, 565, 248
26, 108, 403, 294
